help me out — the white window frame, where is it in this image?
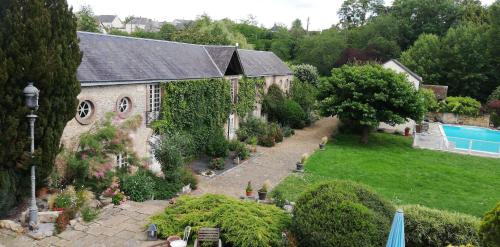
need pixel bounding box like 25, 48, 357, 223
118, 97, 130, 113
116, 153, 129, 168
77, 100, 93, 119
149, 84, 161, 112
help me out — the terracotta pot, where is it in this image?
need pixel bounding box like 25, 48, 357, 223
246, 191, 253, 197
405, 128, 411, 136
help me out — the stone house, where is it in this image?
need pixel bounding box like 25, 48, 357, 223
379, 59, 422, 133
125, 17, 162, 33
60, 32, 292, 169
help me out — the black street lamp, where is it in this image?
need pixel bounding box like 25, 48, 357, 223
23, 82, 39, 231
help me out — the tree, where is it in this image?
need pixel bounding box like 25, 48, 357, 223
291, 64, 320, 85
296, 28, 346, 75
391, 0, 459, 49
317, 64, 424, 143
159, 22, 176, 40
0, 0, 81, 215
456, 0, 488, 24
400, 34, 443, 84
76, 4, 99, 32
488, 1, 500, 87
338, 0, 386, 29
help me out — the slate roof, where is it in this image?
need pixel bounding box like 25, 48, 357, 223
129, 17, 153, 25
388, 59, 423, 82
204, 46, 237, 73
96, 15, 117, 23
237, 49, 293, 77
77, 32, 223, 85
422, 84, 448, 100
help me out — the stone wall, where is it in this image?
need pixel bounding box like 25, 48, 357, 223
60, 83, 154, 159
429, 112, 491, 127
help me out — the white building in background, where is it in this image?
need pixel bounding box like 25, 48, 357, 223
96, 15, 124, 31
125, 17, 162, 33
379, 59, 423, 133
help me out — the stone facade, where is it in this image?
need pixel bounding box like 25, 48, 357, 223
60, 83, 155, 159
436, 112, 491, 128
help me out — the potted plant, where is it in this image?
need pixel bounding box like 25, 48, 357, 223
296, 153, 308, 172
319, 136, 328, 150
245, 181, 253, 197
404, 127, 411, 136
258, 181, 270, 200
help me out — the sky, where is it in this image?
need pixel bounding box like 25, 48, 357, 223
66, 0, 497, 31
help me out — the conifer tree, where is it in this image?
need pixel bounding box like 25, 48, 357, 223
0, 0, 81, 215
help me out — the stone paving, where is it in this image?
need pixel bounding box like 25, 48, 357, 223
0, 117, 338, 247
193, 117, 338, 197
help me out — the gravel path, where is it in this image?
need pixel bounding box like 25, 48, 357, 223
0, 117, 338, 247
193, 117, 338, 197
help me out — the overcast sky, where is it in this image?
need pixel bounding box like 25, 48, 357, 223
66, 0, 497, 31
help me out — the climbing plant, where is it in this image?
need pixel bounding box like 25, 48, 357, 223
235, 77, 265, 118
152, 79, 232, 153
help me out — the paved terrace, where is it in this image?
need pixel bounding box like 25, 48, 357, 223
0, 117, 338, 247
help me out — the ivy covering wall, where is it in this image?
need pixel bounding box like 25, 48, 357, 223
236, 77, 265, 119
152, 79, 232, 153
152, 77, 263, 155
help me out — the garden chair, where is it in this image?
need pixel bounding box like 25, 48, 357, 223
193, 227, 222, 247
168, 226, 191, 247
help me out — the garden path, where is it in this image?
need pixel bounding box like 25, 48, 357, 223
193, 117, 338, 197
0, 117, 338, 247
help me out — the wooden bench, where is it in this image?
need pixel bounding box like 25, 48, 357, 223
193, 228, 222, 247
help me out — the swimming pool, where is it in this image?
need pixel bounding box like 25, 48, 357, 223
443, 125, 500, 154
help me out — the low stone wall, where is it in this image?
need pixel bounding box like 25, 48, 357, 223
428, 112, 490, 127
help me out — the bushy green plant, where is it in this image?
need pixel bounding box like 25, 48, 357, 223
206, 129, 229, 158
112, 192, 125, 205
282, 99, 307, 129
258, 135, 275, 147
290, 79, 317, 124
268, 122, 284, 143
420, 88, 439, 113
237, 117, 268, 142
402, 204, 480, 247
81, 207, 99, 222
209, 157, 225, 170
292, 64, 320, 85
228, 140, 241, 151
262, 84, 286, 123
151, 176, 182, 200
292, 181, 395, 247
155, 137, 183, 182
235, 143, 250, 160
439, 97, 482, 117
149, 195, 290, 247
282, 126, 295, 137
179, 167, 198, 190
121, 170, 156, 202
479, 202, 500, 247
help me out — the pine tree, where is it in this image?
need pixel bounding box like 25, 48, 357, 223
0, 0, 81, 216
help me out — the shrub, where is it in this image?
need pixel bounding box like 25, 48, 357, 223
209, 157, 225, 170
236, 143, 251, 160
479, 202, 500, 247
439, 97, 481, 117
290, 79, 317, 124
151, 176, 182, 200
112, 192, 125, 205
155, 138, 183, 182
281, 99, 306, 129
258, 135, 275, 147
420, 88, 439, 113
282, 126, 295, 137
121, 170, 156, 202
268, 122, 284, 143
237, 117, 268, 142
205, 128, 229, 158
228, 139, 240, 151
246, 136, 258, 146
81, 207, 99, 222
402, 204, 480, 247
149, 194, 290, 247
292, 64, 320, 85
179, 167, 198, 190
292, 181, 395, 247
262, 85, 286, 124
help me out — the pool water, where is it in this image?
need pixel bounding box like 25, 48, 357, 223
443, 125, 500, 153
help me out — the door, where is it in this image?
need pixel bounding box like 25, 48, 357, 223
228, 113, 236, 140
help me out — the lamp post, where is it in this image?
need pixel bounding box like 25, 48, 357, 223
23, 82, 39, 231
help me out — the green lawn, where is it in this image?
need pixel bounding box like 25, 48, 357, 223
273, 133, 500, 217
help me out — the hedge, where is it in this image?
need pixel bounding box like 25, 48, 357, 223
479, 202, 500, 247
402, 204, 480, 247
150, 194, 290, 247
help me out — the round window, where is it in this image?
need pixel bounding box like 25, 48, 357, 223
77, 101, 93, 119
118, 97, 130, 113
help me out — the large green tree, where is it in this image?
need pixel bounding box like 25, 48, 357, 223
400, 34, 443, 84
296, 28, 347, 75
317, 64, 424, 143
0, 0, 81, 215
76, 4, 99, 32
338, 0, 386, 29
